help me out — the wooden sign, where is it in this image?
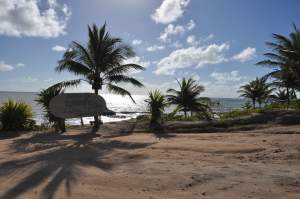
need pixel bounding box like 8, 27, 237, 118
49, 93, 109, 118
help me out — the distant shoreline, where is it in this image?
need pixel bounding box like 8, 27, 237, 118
0, 91, 245, 100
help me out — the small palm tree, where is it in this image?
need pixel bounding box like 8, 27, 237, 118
269, 67, 297, 105
145, 90, 168, 129
239, 83, 257, 109
53, 23, 145, 130
35, 87, 65, 132
257, 24, 300, 90
166, 78, 211, 118
273, 90, 289, 103
239, 77, 274, 108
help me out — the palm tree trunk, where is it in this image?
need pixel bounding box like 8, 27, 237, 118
252, 99, 256, 109
93, 89, 100, 132
286, 87, 290, 109
59, 118, 66, 133
184, 111, 187, 119
80, 117, 84, 127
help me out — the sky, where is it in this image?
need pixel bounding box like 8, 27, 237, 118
0, 0, 299, 98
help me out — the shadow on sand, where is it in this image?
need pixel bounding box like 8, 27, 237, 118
0, 125, 152, 199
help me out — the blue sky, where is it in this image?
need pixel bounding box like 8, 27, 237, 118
0, 0, 299, 97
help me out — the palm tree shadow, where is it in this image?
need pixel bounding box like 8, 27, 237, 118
1, 131, 151, 199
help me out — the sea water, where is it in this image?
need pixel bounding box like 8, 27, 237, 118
0, 92, 246, 125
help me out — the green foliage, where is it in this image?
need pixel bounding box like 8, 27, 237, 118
166, 77, 212, 118
257, 24, 300, 91
145, 90, 168, 130
54, 23, 145, 102
239, 77, 274, 108
220, 109, 264, 119
35, 87, 64, 124
264, 100, 300, 110
53, 23, 145, 130
164, 113, 212, 121
0, 100, 35, 131
221, 100, 300, 119
242, 101, 253, 110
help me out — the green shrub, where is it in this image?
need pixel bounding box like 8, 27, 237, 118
0, 100, 35, 131
145, 90, 168, 130
220, 109, 264, 119
264, 100, 300, 110
220, 100, 300, 120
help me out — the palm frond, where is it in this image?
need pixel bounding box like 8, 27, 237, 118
107, 84, 135, 103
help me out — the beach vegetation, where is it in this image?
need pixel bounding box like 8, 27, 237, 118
239, 77, 274, 108
0, 100, 35, 131
35, 87, 66, 132
166, 78, 212, 119
256, 24, 300, 104
145, 90, 168, 130
52, 23, 144, 131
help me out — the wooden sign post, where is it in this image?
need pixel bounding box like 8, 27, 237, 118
49, 93, 110, 119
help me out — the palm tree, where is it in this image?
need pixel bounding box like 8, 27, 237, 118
239, 81, 258, 109
144, 90, 168, 129
272, 89, 289, 103
35, 86, 66, 132
256, 78, 275, 107
53, 23, 145, 130
239, 77, 274, 108
268, 67, 298, 106
166, 78, 211, 118
257, 24, 300, 91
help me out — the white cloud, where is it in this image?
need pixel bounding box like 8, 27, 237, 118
124, 56, 150, 74
151, 0, 190, 24
186, 34, 214, 46
132, 39, 142, 45
154, 43, 230, 75
171, 41, 183, 48
159, 24, 185, 42
16, 63, 25, 67
0, 0, 71, 38
52, 45, 66, 52
146, 45, 165, 52
159, 20, 195, 42
210, 70, 246, 84
0, 61, 14, 71
187, 19, 195, 30
232, 47, 256, 62
186, 35, 196, 44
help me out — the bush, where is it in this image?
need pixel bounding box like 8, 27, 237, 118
220, 109, 264, 119
220, 100, 300, 120
0, 100, 35, 131
145, 90, 168, 130
264, 100, 300, 110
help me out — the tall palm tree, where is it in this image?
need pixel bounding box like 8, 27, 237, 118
53, 23, 145, 130
257, 24, 300, 91
239, 77, 274, 108
145, 90, 168, 129
166, 78, 211, 118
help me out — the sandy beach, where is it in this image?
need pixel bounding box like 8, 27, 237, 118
0, 120, 299, 199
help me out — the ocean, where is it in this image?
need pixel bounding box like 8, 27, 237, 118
0, 92, 246, 125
